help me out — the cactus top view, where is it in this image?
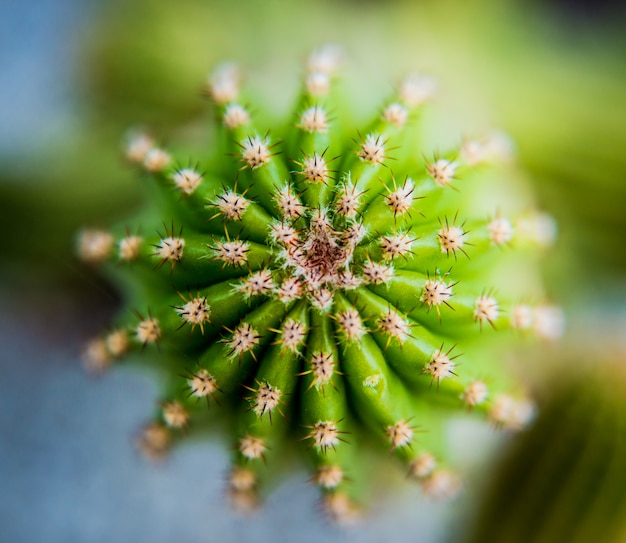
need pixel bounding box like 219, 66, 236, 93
78, 46, 563, 523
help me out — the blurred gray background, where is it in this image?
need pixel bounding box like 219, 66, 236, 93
0, 0, 96, 155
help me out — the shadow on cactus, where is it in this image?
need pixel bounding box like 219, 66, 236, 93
78, 46, 563, 523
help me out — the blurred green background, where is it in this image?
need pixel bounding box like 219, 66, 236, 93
2, 0, 626, 303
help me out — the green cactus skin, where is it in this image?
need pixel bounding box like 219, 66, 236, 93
78, 47, 562, 522
462, 362, 626, 543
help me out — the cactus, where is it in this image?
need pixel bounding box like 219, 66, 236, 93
78, 46, 562, 522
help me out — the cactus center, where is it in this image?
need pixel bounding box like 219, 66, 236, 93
280, 213, 359, 295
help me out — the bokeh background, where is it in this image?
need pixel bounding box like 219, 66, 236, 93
1, 0, 625, 541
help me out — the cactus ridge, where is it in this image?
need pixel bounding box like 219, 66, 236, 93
78, 46, 563, 521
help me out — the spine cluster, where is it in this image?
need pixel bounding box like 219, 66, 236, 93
78, 46, 562, 522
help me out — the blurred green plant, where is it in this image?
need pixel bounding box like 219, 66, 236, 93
0, 132, 139, 281
78, 48, 562, 519
3, 0, 625, 293
461, 351, 626, 543
81, 0, 626, 289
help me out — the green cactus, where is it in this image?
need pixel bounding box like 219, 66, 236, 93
78, 47, 562, 522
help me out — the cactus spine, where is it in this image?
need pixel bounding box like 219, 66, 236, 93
78, 46, 562, 522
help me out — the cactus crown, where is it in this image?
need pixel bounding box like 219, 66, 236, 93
79, 46, 562, 522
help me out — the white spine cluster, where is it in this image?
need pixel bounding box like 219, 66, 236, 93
381, 232, 415, 260
309, 288, 334, 311
362, 260, 394, 284
118, 235, 142, 261
427, 158, 457, 187
212, 190, 250, 221
229, 466, 257, 492
270, 222, 299, 246
298, 106, 328, 133
275, 185, 306, 220
306, 421, 342, 453
143, 148, 171, 172
250, 383, 282, 419
305, 72, 331, 96
386, 420, 414, 451
276, 277, 303, 302
334, 181, 362, 218
421, 469, 462, 500
241, 136, 271, 169
342, 222, 366, 247
82, 338, 111, 374
322, 493, 360, 526
461, 131, 515, 165
336, 271, 361, 291
409, 453, 437, 479
175, 295, 211, 333
461, 381, 488, 407
300, 152, 330, 184
306, 352, 335, 389
363, 374, 382, 388
516, 212, 557, 247
124, 131, 154, 163
172, 168, 203, 195
357, 133, 385, 165
385, 178, 415, 217
155, 236, 185, 265
438, 221, 466, 257
421, 278, 454, 313
239, 270, 274, 298
383, 102, 408, 128
488, 216, 514, 245
187, 369, 219, 400
135, 317, 161, 345
307, 45, 343, 74
336, 309, 366, 342
162, 401, 189, 428
474, 295, 500, 328
227, 486, 259, 514
223, 103, 250, 129
314, 465, 344, 489
377, 309, 410, 344
136, 423, 171, 461
211, 239, 249, 267
227, 323, 260, 359
510, 304, 534, 330
424, 348, 456, 386
207, 63, 240, 104
239, 435, 266, 460
105, 329, 129, 358
510, 303, 564, 340
460, 139, 489, 166
489, 394, 536, 430
278, 319, 307, 353
304, 46, 340, 97
77, 229, 114, 264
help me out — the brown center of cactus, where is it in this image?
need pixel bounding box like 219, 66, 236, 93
295, 219, 352, 287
